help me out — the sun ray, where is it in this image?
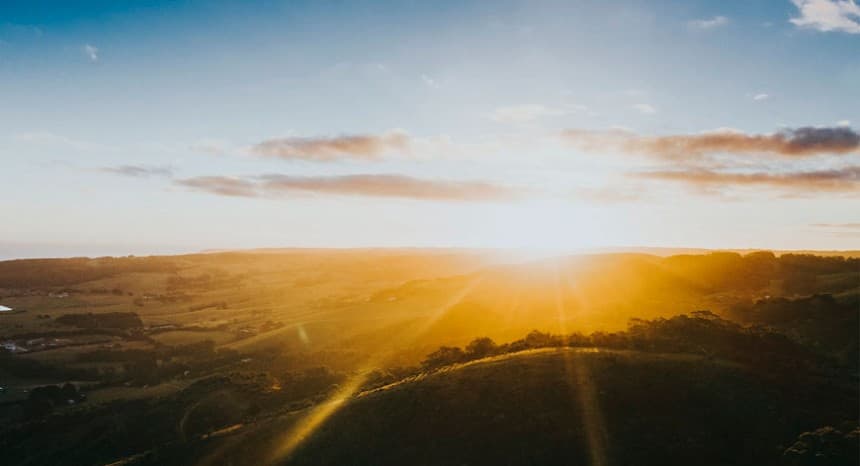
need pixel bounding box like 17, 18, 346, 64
554, 266, 610, 466
265, 275, 484, 463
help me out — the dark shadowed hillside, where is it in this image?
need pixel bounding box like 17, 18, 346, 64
286, 350, 857, 466
128, 347, 857, 466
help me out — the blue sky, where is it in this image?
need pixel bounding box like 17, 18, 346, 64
1, 0, 859, 258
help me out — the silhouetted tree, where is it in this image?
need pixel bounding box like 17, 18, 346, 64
465, 337, 497, 359
524, 330, 557, 348
421, 346, 466, 370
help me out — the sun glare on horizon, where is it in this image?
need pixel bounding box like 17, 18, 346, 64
1, 1, 858, 466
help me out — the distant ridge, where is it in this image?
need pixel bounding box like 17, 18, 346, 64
198, 246, 860, 258
1, 245, 858, 262
590, 246, 860, 257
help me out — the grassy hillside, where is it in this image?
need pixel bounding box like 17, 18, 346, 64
132, 348, 856, 466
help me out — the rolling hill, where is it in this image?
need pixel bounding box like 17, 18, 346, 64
135, 347, 857, 466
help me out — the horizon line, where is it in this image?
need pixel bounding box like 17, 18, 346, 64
2, 244, 859, 262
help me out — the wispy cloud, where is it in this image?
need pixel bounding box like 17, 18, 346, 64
790, 0, 860, 34
752, 93, 770, 101
561, 126, 860, 159
251, 132, 410, 162
490, 104, 584, 123
190, 139, 233, 156
809, 222, 860, 238
810, 222, 860, 228
100, 165, 173, 178
688, 16, 729, 29
83, 43, 98, 62
631, 103, 657, 115
421, 74, 440, 89
176, 176, 256, 197
176, 174, 524, 202
633, 166, 860, 195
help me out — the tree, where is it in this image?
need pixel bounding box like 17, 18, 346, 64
465, 337, 497, 359
421, 346, 466, 370
525, 330, 556, 348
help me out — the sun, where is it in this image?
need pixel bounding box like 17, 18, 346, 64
481, 200, 602, 258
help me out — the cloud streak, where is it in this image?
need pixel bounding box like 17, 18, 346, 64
83, 44, 98, 62
175, 176, 256, 197
421, 74, 440, 89
810, 222, 860, 228
251, 132, 409, 162
561, 126, 860, 159
100, 165, 173, 178
688, 16, 729, 29
176, 174, 523, 202
633, 166, 860, 194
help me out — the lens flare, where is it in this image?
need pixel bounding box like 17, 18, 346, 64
555, 266, 609, 466
267, 276, 484, 463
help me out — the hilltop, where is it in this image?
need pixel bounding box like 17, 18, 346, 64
130, 346, 857, 466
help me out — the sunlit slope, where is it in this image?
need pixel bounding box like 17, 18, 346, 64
2, 250, 855, 368
261, 252, 855, 361
348, 255, 706, 348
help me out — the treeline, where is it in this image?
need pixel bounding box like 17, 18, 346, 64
23, 383, 87, 418
729, 293, 859, 369
0, 256, 181, 288
2, 377, 269, 465
76, 340, 243, 386
0, 340, 242, 392
2, 367, 350, 465
0, 352, 101, 381
362, 311, 831, 390
55, 312, 143, 329
659, 251, 859, 294
473, 310, 816, 369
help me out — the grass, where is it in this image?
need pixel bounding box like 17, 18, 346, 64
150, 330, 237, 346
281, 348, 854, 466
116, 347, 856, 466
